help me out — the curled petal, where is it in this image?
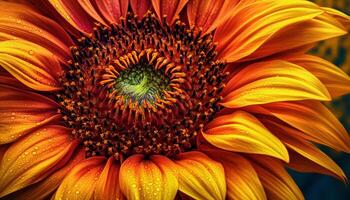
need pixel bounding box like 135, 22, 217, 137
54, 157, 105, 200
221, 60, 330, 108
151, 0, 188, 25
286, 54, 350, 98
94, 157, 124, 200
119, 154, 178, 200
0, 40, 62, 91
0, 84, 60, 144
203, 110, 289, 162
0, 125, 78, 197
174, 151, 226, 200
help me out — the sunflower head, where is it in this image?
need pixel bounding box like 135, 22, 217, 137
0, 0, 350, 200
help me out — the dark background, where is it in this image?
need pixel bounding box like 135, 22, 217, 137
292, 1, 350, 199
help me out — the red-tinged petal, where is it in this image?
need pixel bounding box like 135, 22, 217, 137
286, 54, 350, 98
2, 149, 85, 200
186, 0, 238, 33
77, 0, 108, 25
203, 110, 289, 162
47, 0, 95, 33
94, 157, 124, 200
130, 0, 152, 19
249, 156, 304, 200
94, 0, 129, 24
119, 154, 178, 200
0, 84, 60, 144
247, 101, 350, 153
0, 125, 78, 197
221, 60, 331, 108
261, 118, 346, 181
215, 0, 323, 62
151, 0, 188, 25
0, 40, 62, 91
174, 151, 226, 200
0, 2, 73, 63
201, 146, 266, 200
54, 157, 105, 200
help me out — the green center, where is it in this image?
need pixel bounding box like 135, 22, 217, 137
113, 65, 170, 104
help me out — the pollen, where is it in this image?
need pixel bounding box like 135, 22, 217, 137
57, 12, 227, 159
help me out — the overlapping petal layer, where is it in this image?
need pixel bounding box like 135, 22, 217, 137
119, 154, 178, 200
0, 40, 62, 91
174, 151, 226, 200
221, 60, 331, 108
0, 84, 61, 144
0, 126, 78, 197
203, 110, 289, 161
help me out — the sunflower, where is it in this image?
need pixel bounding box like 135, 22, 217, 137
0, 0, 350, 199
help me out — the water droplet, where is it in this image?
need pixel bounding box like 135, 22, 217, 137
28, 50, 34, 55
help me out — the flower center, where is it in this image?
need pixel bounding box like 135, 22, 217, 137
57, 12, 227, 159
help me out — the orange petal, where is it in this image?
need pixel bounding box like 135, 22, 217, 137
0, 125, 78, 197
0, 1, 73, 63
186, 0, 238, 33
94, 0, 129, 24
262, 118, 346, 181
130, 0, 152, 19
203, 110, 289, 162
286, 54, 350, 98
94, 157, 124, 200
0, 84, 60, 144
201, 146, 266, 200
54, 157, 105, 200
214, 0, 322, 62
250, 156, 303, 200
119, 154, 178, 200
77, 0, 108, 25
221, 60, 330, 108
253, 101, 350, 153
174, 151, 226, 200
0, 40, 62, 91
238, 14, 348, 62
151, 0, 188, 25
48, 0, 95, 33
2, 149, 85, 200
321, 7, 350, 30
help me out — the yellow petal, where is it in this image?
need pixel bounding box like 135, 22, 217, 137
151, 0, 188, 25
119, 154, 178, 200
94, 157, 124, 200
250, 156, 304, 200
203, 110, 289, 162
321, 7, 350, 30
263, 118, 346, 181
0, 1, 73, 63
215, 0, 323, 62
201, 146, 266, 200
256, 101, 350, 152
174, 151, 226, 200
0, 125, 78, 197
3, 149, 85, 200
287, 54, 350, 98
54, 157, 105, 200
0, 84, 60, 144
221, 60, 330, 108
0, 40, 62, 91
